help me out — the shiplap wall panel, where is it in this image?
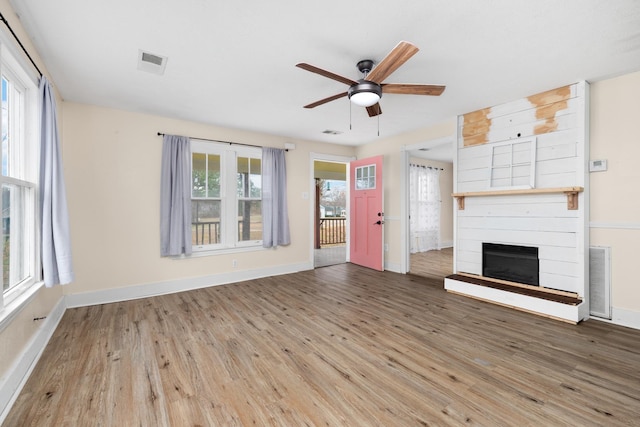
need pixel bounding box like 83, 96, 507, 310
458, 216, 578, 233
457, 139, 580, 192
460, 84, 579, 147
540, 259, 579, 277
539, 246, 580, 263
537, 142, 577, 161
458, 167, 491, 184
461, 114, 578, 147
459, 98, 578, 139
536, 172, 578, 188
457, 229, 576, 249
540, 273, 580, 292
453, 82, 588, 301
457, 199, 577, 218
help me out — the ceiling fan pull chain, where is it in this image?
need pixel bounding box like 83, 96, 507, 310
350, 102, 352, 130
377, 113, 380, 136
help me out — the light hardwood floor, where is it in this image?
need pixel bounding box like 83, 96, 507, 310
4, 264, 640, 426
410, 247, 453, 280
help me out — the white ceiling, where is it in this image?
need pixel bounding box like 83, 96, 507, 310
10, 0, 640, 146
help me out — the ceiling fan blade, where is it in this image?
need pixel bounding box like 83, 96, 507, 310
366, 41, 419, 84
366, 103, 382, 117
382, 84, 446, 96
303, 92, 348, 109
296, 63, 357, 86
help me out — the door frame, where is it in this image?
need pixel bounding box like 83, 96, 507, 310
400, 136, 454, 274
309, 152, 355, 268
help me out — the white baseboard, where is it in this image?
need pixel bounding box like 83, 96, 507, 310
441, 240, 454, 249
0, 296, 66, 425
610, 307, 640, 330
384, 261, 403, 274
66, 261, 313, 308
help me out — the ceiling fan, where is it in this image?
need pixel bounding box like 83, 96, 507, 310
296, 41, 445, 117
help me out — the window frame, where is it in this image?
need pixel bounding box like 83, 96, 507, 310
0, 40, 41, 312
489, 137, 537, 190
190, 140, 263, 254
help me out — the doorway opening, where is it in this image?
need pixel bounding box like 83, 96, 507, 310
314, 160, 348, 268
405, 139, 454, 281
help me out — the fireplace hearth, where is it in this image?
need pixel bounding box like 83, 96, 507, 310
482, 243, 539, 286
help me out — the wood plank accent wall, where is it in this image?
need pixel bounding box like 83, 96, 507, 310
453, 82, 588, 301
462, 85, 574, 147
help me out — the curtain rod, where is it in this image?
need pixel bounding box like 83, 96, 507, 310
0, 12, 43, 78
157, 132, 287, 151
410, 163, 443, 171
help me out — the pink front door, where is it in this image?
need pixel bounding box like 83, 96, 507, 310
349, 155, 384, 271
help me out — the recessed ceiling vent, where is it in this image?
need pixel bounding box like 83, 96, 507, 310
137, 50, 167, 75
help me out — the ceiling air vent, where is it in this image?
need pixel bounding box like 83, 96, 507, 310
137, 50, 168, 75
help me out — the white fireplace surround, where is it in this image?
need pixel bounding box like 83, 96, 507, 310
447, 82, 589, 323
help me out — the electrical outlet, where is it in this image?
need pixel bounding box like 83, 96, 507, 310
232, 259, 238, 268
384, 243, 389, 252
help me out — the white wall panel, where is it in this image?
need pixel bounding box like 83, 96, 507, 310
453, 82, 588, 305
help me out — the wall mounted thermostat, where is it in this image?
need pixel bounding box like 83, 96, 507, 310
589, 159, 608, 172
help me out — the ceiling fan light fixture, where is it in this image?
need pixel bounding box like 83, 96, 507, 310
348, 80, 382, 107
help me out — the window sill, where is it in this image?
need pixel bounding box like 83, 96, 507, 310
0, 280, 45, 334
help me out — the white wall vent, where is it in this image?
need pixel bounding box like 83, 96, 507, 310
589, 246, 611, 319
137, 50, 167, 75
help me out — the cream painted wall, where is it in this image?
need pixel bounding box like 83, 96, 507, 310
355, 121, 456, 270
0, 0, 64, 387
408, 157, 454, 246
0, 286, 62, 368
61, 102, 356, 296
590, 70, 640, 317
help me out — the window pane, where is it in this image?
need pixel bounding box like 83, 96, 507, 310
237, 156, 261, 198
237, 157, 247, 197
2, 77, 8, 177
3, 183, 28, 292
237, 200, 262, 241
191, 200, 221, 245
207, 154, 220, 197
192, 153, 206, 197
355, 164, 376, 190
249, 158, 261, 198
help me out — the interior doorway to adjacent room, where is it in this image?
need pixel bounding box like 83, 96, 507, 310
406, 139, 455, 280
313, 159, 348, 268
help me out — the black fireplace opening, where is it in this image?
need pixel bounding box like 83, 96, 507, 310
482, 243, 539, 286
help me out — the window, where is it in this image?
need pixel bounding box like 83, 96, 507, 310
191, 140, 262, 252
0, 44, 39, 308
355, 164, 376, 190
490, 137, 536, 189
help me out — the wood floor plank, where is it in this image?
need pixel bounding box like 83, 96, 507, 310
4, 263, 640, 426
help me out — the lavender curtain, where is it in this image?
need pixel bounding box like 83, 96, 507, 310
160, 135, 192, 256
262, 147, 290, 248
39, 77, 74, 287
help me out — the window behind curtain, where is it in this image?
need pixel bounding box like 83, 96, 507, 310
191, 140, 262, 252
0, 45, 39, 306
409, 164, 441, 253
236, 155, 261, 242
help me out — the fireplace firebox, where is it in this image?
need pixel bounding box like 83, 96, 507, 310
482, 243, 539, 286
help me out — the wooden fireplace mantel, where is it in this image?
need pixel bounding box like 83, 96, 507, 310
452, 186, 584, 210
